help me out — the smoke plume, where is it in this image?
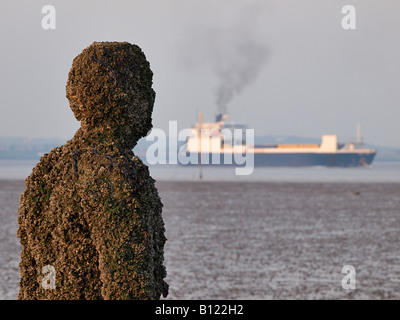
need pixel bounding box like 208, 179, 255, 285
213, 37, 269, 114
179, 3, 269, 115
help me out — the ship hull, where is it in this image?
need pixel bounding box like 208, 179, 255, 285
183, 152, 376, 167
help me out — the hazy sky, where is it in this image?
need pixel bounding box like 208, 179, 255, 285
1, 0, 399, 147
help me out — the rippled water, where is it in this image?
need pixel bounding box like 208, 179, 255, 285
159, 181, 400, 299
1, 161, 399, 299
1, 178, 399, 300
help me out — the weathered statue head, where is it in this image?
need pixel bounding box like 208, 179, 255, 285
66, 41, 155, 148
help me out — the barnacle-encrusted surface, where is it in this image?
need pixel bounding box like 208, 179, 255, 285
66, 41, 155, 149
17, 42, 166, 300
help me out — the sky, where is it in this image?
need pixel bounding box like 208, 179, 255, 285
0, 0, 399, 147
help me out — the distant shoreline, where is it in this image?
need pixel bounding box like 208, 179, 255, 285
1, 135, 400, 163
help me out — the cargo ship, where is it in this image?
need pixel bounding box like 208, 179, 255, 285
181, 113, 377, 167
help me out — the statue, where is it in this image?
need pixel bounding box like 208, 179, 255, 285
17, 42, 168, 300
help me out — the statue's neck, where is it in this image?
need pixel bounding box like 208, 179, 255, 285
72, 126, 137, 151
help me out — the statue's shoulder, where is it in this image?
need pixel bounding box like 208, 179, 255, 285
76, 144, 155, 191
19, 142, 74, 215
75, 146, 162, 216
25, 143, 71, 184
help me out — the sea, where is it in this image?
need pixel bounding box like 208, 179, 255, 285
1, 160, 399, 299
1, 160, 400, 183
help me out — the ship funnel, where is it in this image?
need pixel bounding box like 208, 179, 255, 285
215, 113, 228, 123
